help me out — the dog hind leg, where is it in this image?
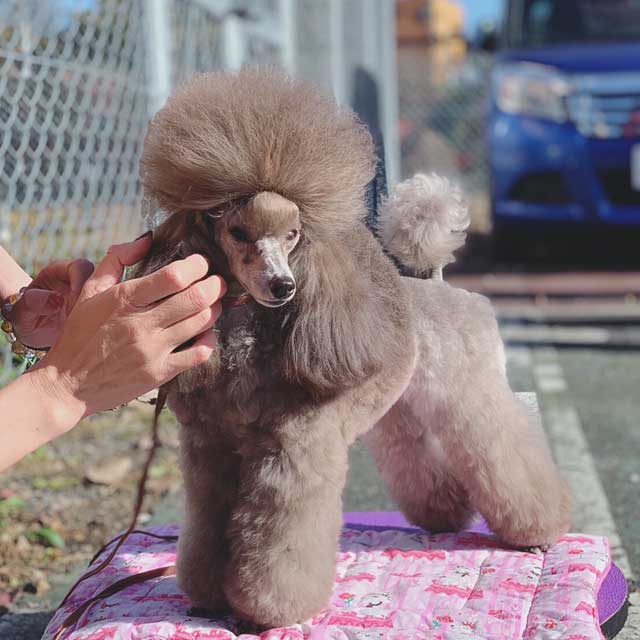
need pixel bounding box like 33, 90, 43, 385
434, 376, 571, 548
394, 278, 570, 548
365, 398, 473, 532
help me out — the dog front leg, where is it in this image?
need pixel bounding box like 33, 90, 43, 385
223, 423, 348, 628
177, 428, 241, 613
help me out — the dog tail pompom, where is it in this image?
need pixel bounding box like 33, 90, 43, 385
377, 173, 470, 279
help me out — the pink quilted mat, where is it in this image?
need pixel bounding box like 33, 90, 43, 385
44, 524, 611, 640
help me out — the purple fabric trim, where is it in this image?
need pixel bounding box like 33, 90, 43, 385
599, 564, 628, 624
343, 511, 628, 626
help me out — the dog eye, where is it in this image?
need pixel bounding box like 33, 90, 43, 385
286, 229, 299, 241
230, 227, 249, 243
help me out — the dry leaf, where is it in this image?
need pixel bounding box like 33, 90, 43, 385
85, 457, 133, 486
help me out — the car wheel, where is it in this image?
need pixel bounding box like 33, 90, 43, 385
491, 218, 522, 262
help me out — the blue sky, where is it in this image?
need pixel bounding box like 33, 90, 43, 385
457, 0, 505, 34
0, 0, 95, 29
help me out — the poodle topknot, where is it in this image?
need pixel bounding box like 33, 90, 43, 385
142, 67, 375, 239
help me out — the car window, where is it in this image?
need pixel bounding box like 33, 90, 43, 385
507, 0, 640, 47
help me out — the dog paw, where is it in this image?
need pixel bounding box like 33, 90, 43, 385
235, 619, 267, 635
519, 543, 550, 555
489, 478, 572, 551
224, 564, 331, 628
187, 605, 228, 619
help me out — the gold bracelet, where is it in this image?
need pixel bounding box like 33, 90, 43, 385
1, 288, 48, 367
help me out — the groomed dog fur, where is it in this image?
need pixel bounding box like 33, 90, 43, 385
137, 68, 571, 628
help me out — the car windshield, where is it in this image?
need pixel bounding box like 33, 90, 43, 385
506, 0, 640, 48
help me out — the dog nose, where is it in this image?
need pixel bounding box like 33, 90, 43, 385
269, 277, 296, 300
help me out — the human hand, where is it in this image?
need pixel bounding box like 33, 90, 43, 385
3, 258, 95, 349
29, 233, 225, 427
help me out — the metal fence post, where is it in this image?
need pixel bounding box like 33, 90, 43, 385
360, 0, 379, 75
328, 0, 346, 104
222, 12, 244, 70
279, 0, 297, 74
18, 0, 34, 79
378, 0, 400, 186
144, 0, 173, 118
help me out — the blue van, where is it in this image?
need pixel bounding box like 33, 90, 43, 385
489, 0, 640, 247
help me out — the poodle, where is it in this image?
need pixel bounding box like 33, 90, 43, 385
135, 68, 571, 628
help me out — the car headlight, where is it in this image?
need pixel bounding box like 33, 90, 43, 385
493, 63, 570, 123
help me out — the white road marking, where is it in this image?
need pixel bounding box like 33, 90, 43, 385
533, 360, 568, 394
505, 346, 532, 368
533, 362, 564, 378
501, 325, 612, 345
529, 346, 634, 577
536, 375, 569, 394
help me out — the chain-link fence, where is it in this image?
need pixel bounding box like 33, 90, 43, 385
398, 47, 493, 232
0, 0, 156, 378
170, 1, 226, 87
0, 0, 150, 274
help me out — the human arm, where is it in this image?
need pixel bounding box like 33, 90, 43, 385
0, 369, 85, 473
0, 235, 225, 472
0, 246, 32, 300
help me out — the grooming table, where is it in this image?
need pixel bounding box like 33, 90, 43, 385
44, 512, 628, 639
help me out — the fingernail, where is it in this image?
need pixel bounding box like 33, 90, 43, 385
134, 230, 153, 242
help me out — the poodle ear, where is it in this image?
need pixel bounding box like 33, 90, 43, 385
283, 227, 409, 396
131, 214, 191, 279
131, 212, 222, 393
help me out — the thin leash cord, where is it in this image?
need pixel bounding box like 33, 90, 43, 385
87, 528, 177, 566
53, 566, 177, 640
54, 388, 169, 639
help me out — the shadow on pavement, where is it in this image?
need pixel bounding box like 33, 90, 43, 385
450, 230, 640, 275
0, 610, 54, 640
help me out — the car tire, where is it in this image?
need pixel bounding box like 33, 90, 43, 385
492, 218, 522, 262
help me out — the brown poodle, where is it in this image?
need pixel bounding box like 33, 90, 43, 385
136, 68, 571, 628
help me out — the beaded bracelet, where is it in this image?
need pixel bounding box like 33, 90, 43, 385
1, 287, 48, 368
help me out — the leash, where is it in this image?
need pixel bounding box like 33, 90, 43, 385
54, 566, 177, 639
53, 387, 169, 640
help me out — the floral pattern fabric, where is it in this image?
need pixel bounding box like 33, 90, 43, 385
44, 524, 610, 640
